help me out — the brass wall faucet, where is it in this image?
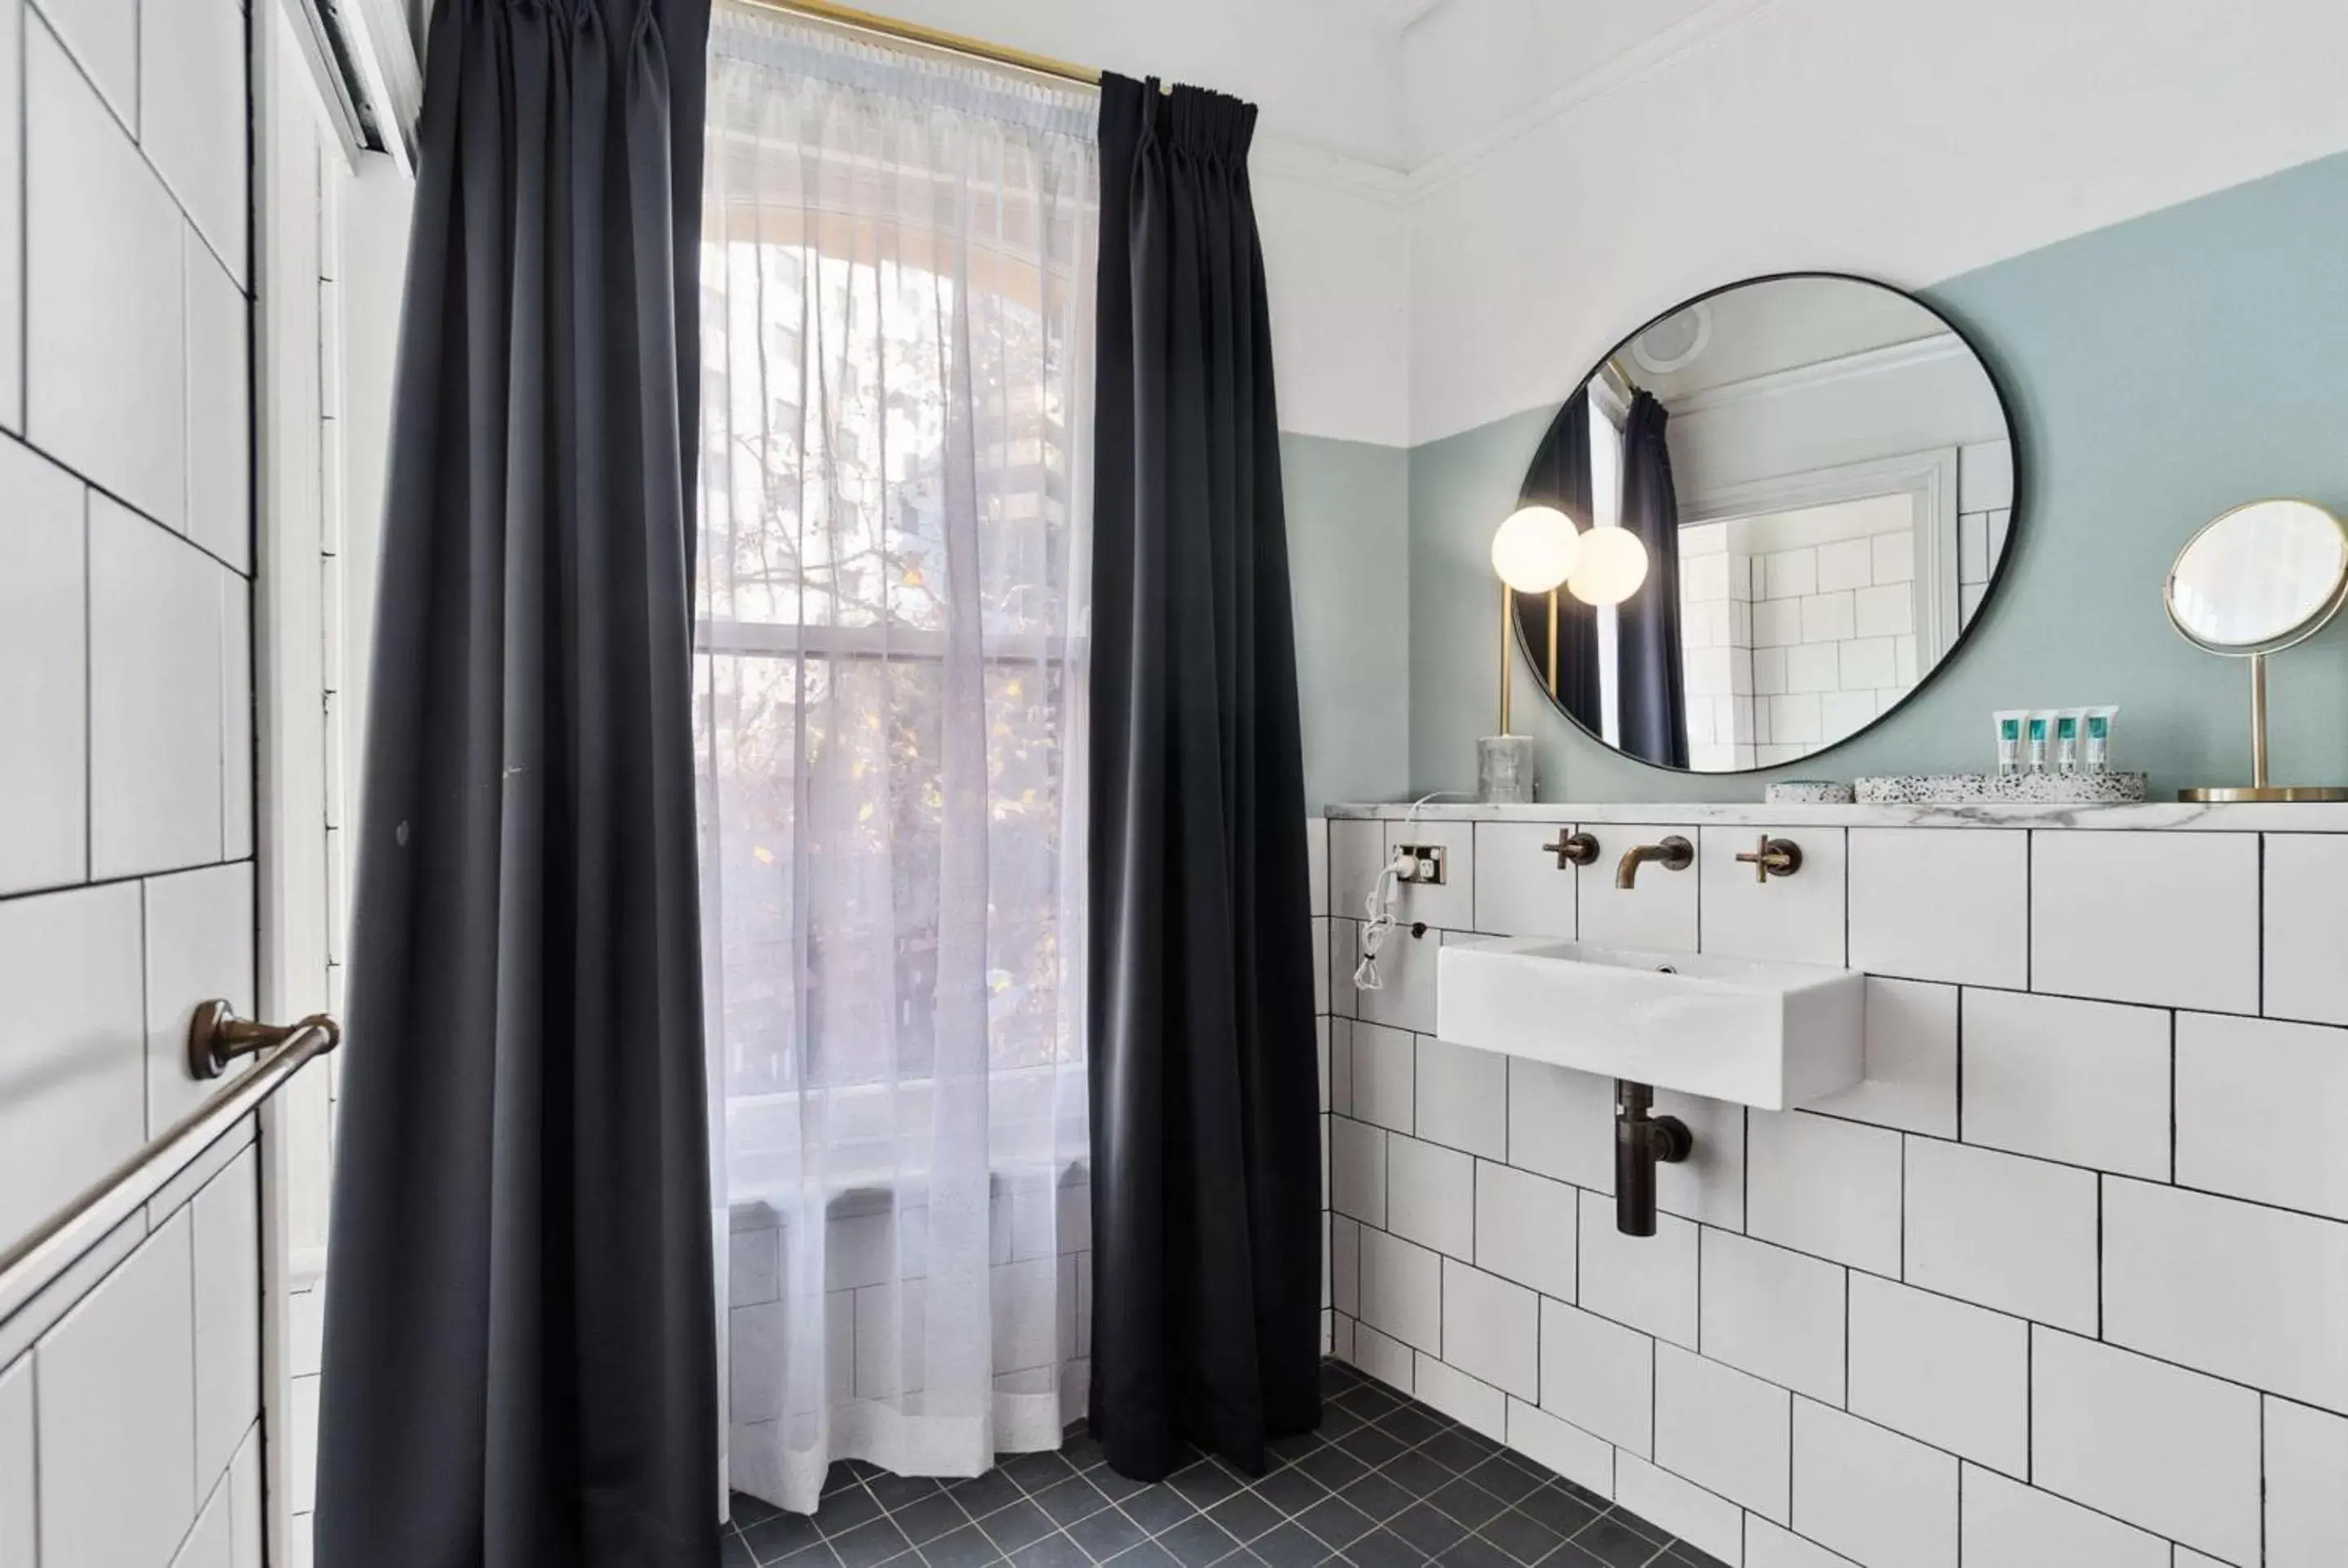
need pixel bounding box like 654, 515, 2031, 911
1615, 835, 1694, 889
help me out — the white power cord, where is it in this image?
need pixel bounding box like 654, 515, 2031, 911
1353, 791, 1475, 992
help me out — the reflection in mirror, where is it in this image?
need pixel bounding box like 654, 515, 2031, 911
2166, 499, 2348, 651
1513, 274, 2017, 772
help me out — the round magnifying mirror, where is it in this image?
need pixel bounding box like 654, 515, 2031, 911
2166, 499, 2348, 654
2164, 498, 2348, 801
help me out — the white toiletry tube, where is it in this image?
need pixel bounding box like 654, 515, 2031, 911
1995, 710, 2027, 777
2054, 709, 2084, 774
2025, 711, 2054, 774
2082, 705, 2120, 773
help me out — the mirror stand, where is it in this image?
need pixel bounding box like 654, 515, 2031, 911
2181, 655, 2348, 802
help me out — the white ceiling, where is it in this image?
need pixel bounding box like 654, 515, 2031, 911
687, 0, 1746, 174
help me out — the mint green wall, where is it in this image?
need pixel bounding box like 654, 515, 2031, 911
1284, 432, 1412, 808
1406, 150, 2348, 802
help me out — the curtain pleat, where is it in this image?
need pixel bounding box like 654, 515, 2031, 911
1086, 72, 1320, 1483
316, 2, 719, 1563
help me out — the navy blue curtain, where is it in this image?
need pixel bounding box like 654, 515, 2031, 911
1086, 73, 1323, 1482
316, 2, 719, 1562
1616, 391, 1687, 766
1515, 388, 1602, 730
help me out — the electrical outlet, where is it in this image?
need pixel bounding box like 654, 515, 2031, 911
1395, 844, 1447, 886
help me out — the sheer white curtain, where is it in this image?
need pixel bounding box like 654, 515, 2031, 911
696, 4, 1098, 1515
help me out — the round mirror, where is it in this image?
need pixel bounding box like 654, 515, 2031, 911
2164, 499, 2348, 655
1510, 272, 2018, 772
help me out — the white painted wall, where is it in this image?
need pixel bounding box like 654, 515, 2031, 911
1404, 0, 2348, 442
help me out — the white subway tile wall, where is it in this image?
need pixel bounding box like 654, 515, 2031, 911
1320, 808, 2348, 1568
0, 4, 285, 1567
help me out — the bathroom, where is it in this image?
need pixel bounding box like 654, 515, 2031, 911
0, 2, 2345, 1566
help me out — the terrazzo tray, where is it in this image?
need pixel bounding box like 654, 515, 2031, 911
1855, 771, 2148, 804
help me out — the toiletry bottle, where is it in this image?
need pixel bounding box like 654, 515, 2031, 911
2082, 706, 2120, 773
2054, 711, 2082, 775
2024, 713, 2051, 775
1995, 711, 2027, 777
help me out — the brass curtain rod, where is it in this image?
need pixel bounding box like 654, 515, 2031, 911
730, 0, 1110, 90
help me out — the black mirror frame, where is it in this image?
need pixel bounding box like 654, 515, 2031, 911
1510, 269, 2025, 775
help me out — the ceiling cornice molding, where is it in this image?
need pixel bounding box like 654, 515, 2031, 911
1401, 0, 1785, 199
1252, 134, 1414, 205
1382, 0, 1450, 32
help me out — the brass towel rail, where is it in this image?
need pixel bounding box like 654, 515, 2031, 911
0, 1005, 340, 1321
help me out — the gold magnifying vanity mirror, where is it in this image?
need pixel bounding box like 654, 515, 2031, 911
2164, 497, 2348, 802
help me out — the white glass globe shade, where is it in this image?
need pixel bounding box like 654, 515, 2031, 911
1568, 526, 1649, 606
1490, 506, 1580, 594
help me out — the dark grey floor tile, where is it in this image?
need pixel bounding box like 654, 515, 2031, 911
1335, 1428, 1407, 1469
1386, 1504, 1470, 1561
1108, 1543, 1180, 1568
1205, 1490, 1284, 1545
1247, 1522, 1333, 1568
1430, 1536, 1512, 1568
771, 1543, 844, 1568
1424, 1480, 1506, 1532
1510, 1490, 1600, 1544
1091, 1469, 1156, 1505
831, 1517, 916, 1568
920, 1526, 1008, 1568
1320, 1363, 1363, 1396
1006, 1453, 1081, 1495
1121, 1484, 1200, 1536
724, 1531, 761, 1568
1251, 1468, 1329, 1518
1337, 1529, 1426, 1568
1294, 1496, 1373, 1552
1269, 1431, 1325, 1465
1471, 1508, 1560, 1568
1660, 1544, 1728, 1568
1377, 1410, 1448, 1448
1333, 1473, 1411, 1529
1335, 1386, 1404, 1422
1010, 1535, 1094, 1568
980, 1501, 1062, 1555
1539, 1548, 1605, 1568
1032, 1477, 1113, 1529
825, 1466, 873, 1500
1169, 1461, 1246, 1510
897, 1494, 976, 1547
736, 1492, 785, 1528
1068, 1506, 1149, 1563
1550, 1480, 1610, 1515
1484, 1450, 1554, 1486
744, 1511, 826, 1564
953, 1473, 1029, 1522
1063, 1434, 1108, 1473
872, 1475, 948, 1513
1376, 1454, 1453, 1501
1158, 1515, 1241, 1567
1320, 1407, 1367, 1441
815, 1488, 887, 1539
1561, 1516, 1659, 1568
1453, 1460, 1538, 1507
1294, 1447, 1368, 1493
1414, 1433, 1494, 1477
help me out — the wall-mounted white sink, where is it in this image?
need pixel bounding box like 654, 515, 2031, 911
1435, 939, 1864, 1111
